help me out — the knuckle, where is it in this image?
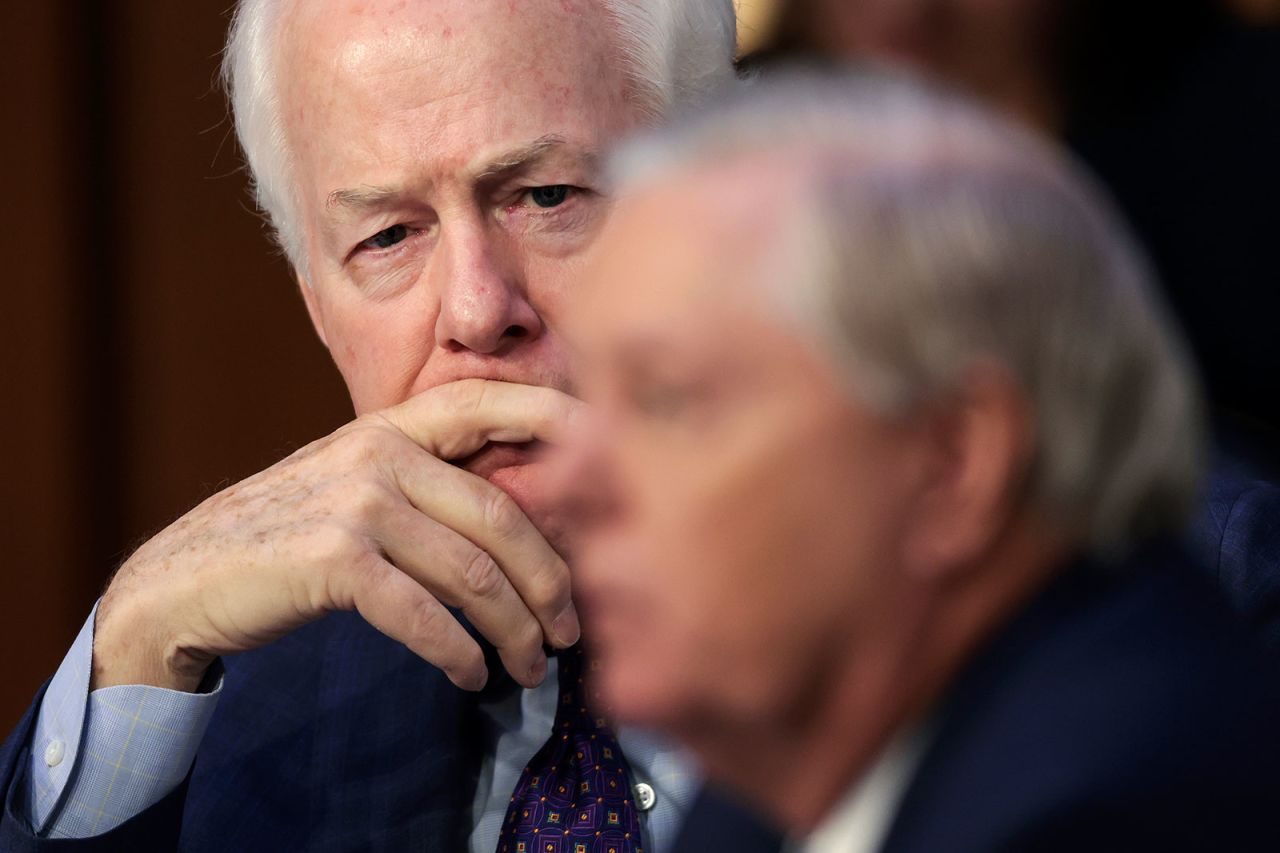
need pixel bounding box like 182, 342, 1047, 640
435, 378, 477, 412
510, 617, 542, 653
305, 523, 365, 567
406, 597, 453, 644
347, 479, 392, 525
469, 379, 492, 416
461, 548, 505, 600
440, 377, 493, 421
482, 488, 523, 541
339, 422, 395, 465
523, 568, 569, 614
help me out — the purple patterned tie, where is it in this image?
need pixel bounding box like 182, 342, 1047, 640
495, 643, 645, 853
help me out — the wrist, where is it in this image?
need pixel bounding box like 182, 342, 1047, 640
91, 587, 213, 692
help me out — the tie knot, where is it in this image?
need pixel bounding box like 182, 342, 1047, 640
556, 643, 612, 731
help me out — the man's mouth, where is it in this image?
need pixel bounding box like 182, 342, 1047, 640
454, 440, 548, 482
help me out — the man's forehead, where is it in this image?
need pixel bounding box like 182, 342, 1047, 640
281, 0, 614, 87
283, 4, 626, 145
276, 0, 636, 222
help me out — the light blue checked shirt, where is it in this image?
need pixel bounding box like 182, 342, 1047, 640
26, 604, 700, 850
25, 603, 221, 839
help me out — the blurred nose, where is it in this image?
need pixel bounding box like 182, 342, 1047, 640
547, 406, 621, 532
433, 224, 542, 355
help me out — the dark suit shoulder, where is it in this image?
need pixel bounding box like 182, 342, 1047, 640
882, 549, 1280, 853
1189, 464, 1280, 650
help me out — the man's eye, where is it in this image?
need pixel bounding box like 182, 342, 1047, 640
361, 224, 409, 250
527, 185, 572, 209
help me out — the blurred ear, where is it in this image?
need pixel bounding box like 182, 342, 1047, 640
901, 362, 1034, 581
297, 274, 329, 348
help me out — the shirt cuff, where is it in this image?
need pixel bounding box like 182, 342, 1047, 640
26, 601, 222, 838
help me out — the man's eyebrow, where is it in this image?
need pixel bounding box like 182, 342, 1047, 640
474, 134, 598, 181
323, 137, 598, 214
325, 185, 399, 214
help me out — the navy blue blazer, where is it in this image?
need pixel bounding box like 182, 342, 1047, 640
1, 612, 486, 851
674, 546, 1280, 853
1187, 461, 1280, 650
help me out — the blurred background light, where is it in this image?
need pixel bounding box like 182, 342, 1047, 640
735, 0, 784, 56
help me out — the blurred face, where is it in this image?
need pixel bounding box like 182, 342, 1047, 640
280, 0, 637, 539
558, 165, 928, 735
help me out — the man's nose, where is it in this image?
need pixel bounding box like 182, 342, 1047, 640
433, 225, 542, 355
547, 408, 621, 531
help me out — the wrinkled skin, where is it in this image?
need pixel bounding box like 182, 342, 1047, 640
94, 0, 639, 693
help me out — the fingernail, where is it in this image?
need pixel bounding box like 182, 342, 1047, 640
552, 603, 581, 647
527, 655, 547, 687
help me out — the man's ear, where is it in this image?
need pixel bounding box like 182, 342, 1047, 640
297, 273, 330, 348
901, 362, 1035, 582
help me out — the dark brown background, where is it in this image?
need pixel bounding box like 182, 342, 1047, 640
0, 4, 352, 730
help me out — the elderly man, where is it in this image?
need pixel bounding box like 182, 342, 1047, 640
0, 1, 737, 850
557, 73, 1280, 852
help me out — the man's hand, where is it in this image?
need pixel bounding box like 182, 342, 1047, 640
91, 379, 582, 694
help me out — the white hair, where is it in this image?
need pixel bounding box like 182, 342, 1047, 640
221, 0, 738, 273
611, 69, 1205, 555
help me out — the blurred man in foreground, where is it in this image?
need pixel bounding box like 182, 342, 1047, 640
752, 0, 1280, 649
559, 73, 1280, 852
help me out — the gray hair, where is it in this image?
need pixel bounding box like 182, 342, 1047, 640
221, 0, 738, 272
611, 70, 1204, 555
